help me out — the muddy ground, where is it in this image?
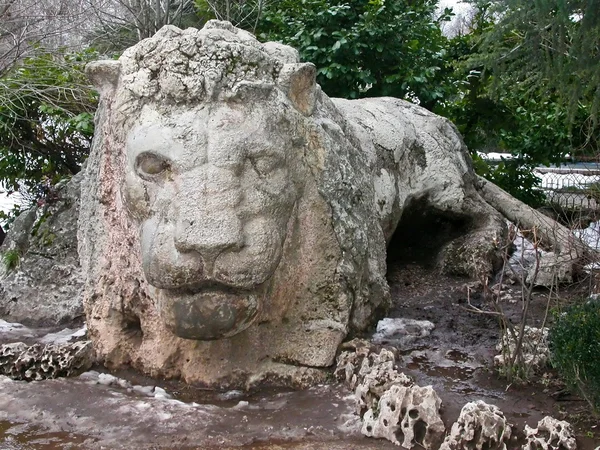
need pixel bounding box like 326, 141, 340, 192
1, 256, 599, 449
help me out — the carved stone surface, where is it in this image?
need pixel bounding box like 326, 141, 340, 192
81, 20, 508, 387
439, 400, 512, 450
0, 341, 93, 381
522, 416, 577, 450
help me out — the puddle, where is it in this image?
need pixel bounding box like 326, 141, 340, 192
0, 374, 401, 450
0, 421, 93, 449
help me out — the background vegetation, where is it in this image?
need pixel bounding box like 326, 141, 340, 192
550, 300, 600, 412
0, 0, 598, 219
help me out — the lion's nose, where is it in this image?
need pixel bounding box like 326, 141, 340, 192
174, 214, 244, 265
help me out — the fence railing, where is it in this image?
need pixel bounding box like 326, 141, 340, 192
535, 166, 600, 210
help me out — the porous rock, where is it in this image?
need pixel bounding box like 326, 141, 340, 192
81, 20, 508, 387
0, 340, 93, 381
439, 400, 512, 450
0, 173, 84, 325
495, 326, 549, 373
522, 416, 577, 450
336, 341, 445, 449
362, 384, 444, 449
336, 343, 411, 413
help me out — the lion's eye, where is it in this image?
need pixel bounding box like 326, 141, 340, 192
249, 155, 278, 177
135, 153, 170, 180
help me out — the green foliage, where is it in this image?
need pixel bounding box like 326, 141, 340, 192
1, 249, 21, 272
550, 301, 600, 412
257, 0, 455, 108
475, 0, 600, 127
436, 1, 599, 206
0, 203, 23, 229
473, 156, 547, 207
0, 47, 98, 196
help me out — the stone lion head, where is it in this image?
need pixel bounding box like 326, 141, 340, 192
88, 22, 327, 341
82, 21, 390, 385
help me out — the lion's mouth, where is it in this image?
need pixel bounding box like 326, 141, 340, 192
161, 281, 251, 297
154, 282, 261, 340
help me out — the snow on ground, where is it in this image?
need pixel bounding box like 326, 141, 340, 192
574, 221, 600, 250
39, 326, 87, 345
371, 318, 435, 346
508, 219, 600, 277
0, 192, 16, 214
0, 319, 87, 345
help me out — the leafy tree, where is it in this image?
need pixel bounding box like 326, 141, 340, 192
470, 0, 600, 133
0, 48, 98, 198
257, 0, 454, 109
439, 1, 599, 205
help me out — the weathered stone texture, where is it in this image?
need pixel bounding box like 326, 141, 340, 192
335, 340, 445, 449
522, 416, 577, 450
0, 340, 93, 381
81, 21, 508, 387
439, 400, 512, 450
0, 173, 84, 325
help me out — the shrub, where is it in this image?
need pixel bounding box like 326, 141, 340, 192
549, 300, 600, 412
1, 249, 20, 272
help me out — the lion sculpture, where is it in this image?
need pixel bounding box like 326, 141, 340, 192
81, 21, 509, 387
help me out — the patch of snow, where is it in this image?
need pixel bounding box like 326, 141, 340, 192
0, 319, 35, 340
39, 326, 87, 345
0, 319, 28, 332
153, 387, 172, 400
372, 318, 435, 346
132, 385, 155, 396
478, 152, 513, 162
507, 220, 600, 278
233, 400, 249, 410
534, 170, 600, 190
218, 390, 245, 401
574, 220, 600, 250
97, 373, 120, 386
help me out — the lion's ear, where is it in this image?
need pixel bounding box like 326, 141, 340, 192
86, 60, 121, 98
278, 63, 318, 116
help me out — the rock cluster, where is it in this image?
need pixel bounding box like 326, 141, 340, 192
494, 326, 549, 373
335, 342, 578, 450
0, 341, 93, 381
335, 340, 445, 449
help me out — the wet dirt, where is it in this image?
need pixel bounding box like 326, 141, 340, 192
383, 259, 600, 449
1, 259, 599, 449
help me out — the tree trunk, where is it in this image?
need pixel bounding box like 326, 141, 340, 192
476, 175, 597, 286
